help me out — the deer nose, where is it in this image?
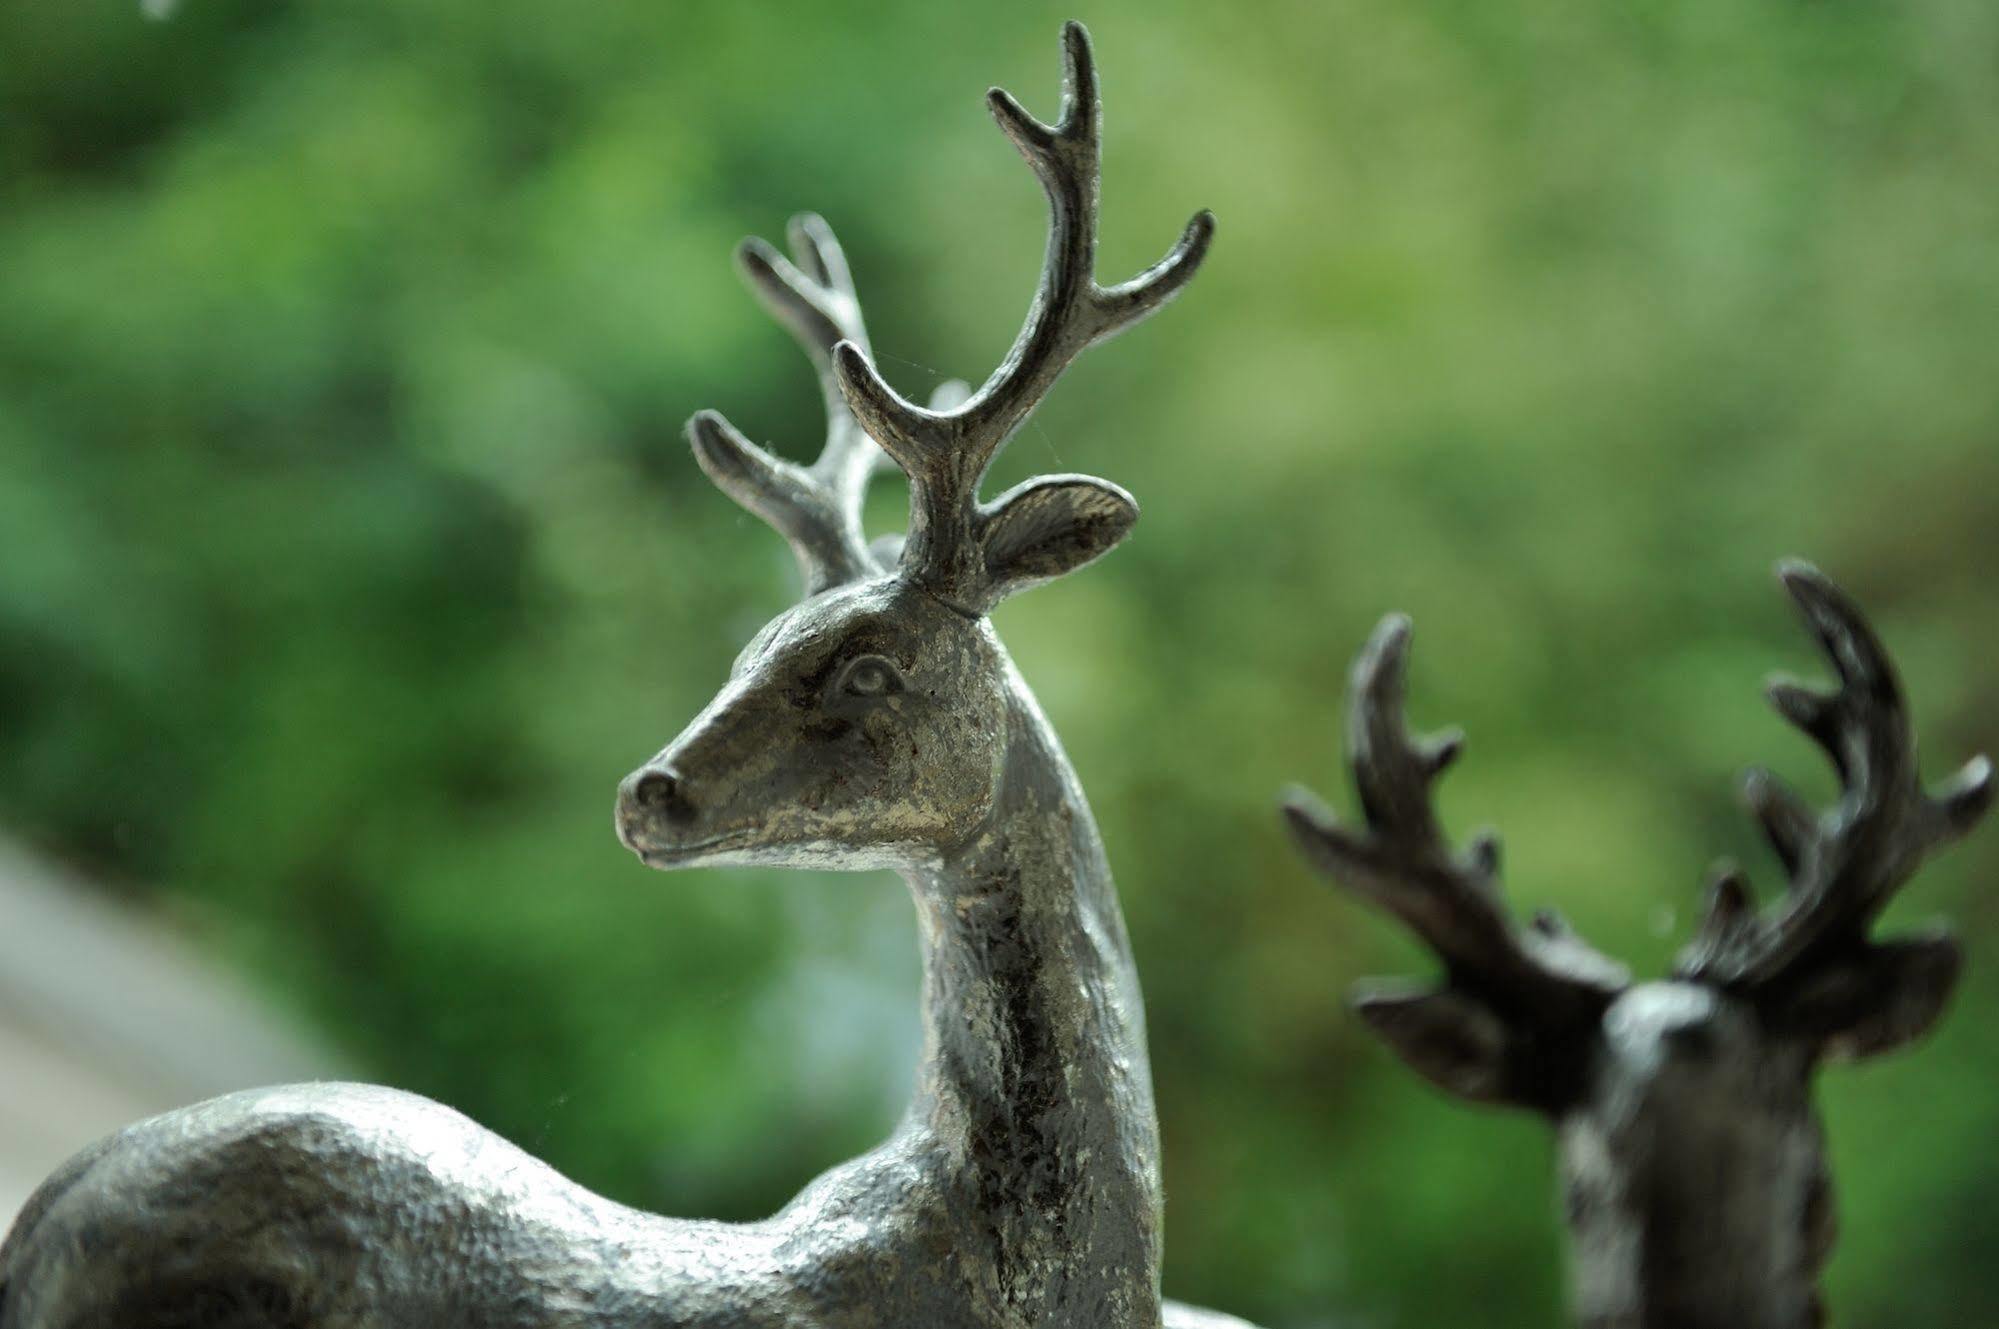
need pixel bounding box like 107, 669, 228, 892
621, 766, 697, 827
634, 770, 678, 808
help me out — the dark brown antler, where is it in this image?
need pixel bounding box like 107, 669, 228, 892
1676, 562, 1992, 1009
688, 214, 965, 597
831, 21, 1214, 612
1284, 616, 1626, 1108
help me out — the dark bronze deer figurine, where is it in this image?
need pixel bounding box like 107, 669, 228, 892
1286, 563, 1992, 1329
0, 22, 1258, 1329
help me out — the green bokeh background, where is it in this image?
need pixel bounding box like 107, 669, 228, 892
3, 2, 1996, 1324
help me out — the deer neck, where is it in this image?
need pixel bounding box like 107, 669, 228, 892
899, 666, 1162, 1304
1557, 1036, 1828, 1329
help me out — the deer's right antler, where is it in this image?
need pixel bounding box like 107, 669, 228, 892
1675, 562, 1992, 1054
832, 21, 1214, 612
1284, 616, 1628, 1109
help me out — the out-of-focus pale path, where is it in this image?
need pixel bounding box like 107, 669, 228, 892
0, 838, 340, 1227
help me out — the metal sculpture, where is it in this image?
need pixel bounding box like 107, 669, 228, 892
0, 22, 1257, 1329
1286, 562, 1992, 1329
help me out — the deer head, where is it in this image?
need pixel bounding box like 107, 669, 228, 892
616, 22, 1212, 875
1285, 563, 1992, 1329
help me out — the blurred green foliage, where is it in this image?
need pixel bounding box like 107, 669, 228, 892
2, 1, 1996, 1324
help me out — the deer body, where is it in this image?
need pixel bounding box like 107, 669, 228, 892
0, 683, 1169, 1329
0, 681, 1164, 1329
0, 24, 1260, 1329
0, 1083, 1113, 1329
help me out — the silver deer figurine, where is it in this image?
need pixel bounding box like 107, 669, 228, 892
0, 22, 1256, 1329
1285, 562, 1992, 1329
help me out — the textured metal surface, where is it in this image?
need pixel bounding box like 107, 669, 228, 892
0, 22, 1254, 1329
1287, 562, 1992, 1329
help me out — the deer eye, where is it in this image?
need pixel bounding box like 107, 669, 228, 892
835, 654, 904, 699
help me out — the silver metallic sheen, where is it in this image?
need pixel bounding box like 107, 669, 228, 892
0, 22, 1254, 1329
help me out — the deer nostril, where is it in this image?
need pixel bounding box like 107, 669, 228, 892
634, 770, 679, 809
626, 767, 698, 827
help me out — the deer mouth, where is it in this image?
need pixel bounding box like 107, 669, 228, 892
623, 828, 754, 868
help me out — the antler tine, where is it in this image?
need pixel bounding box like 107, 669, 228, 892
1682, 561, 1994, 987
686, 411, 866, 597
832, 21, 1215, 606
963, 22, 1215, 445
1284, 617, 1627, 1029
738, 213, 869, 366
690, 214, 895, 597
783, 212, 854, 305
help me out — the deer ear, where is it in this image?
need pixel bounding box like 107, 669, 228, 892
1352, 983, 1520, 1107
1768, 932, 1962, 1061
978, 475, 1138, 604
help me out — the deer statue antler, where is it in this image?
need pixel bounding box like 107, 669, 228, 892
1283, 615, 1629, 1109
830, 20, 1215, 612
688, 213, 968, 596
1676, 561, 1993, 1033
1671, 563, 1999, 1063
1288, 563, 1992, 1328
